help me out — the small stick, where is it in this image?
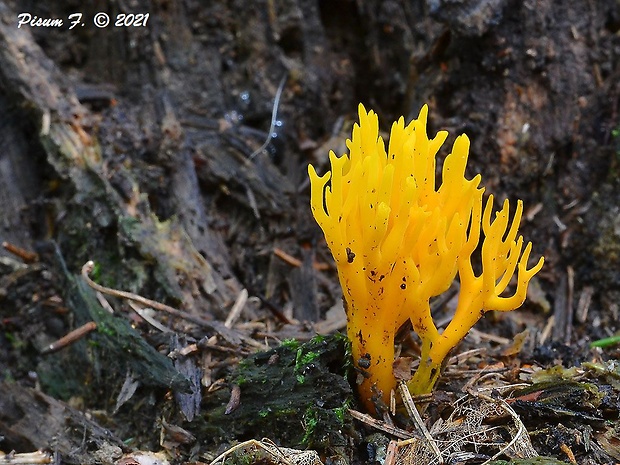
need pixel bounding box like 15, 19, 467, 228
273, 248, 302, 267
273, 247, 331, 271
559, 443, 577, 464
255, 294, 292, 324
447, 348, 486, 367
42, 321, 97, 354
348, 409, 414, 440
384, 440, 399, 465
127, 301, 171, 333
398, 382, 443, 464
209, 439, 295, 465
468, 327, 511, 345
209, 439, 263, 465
539, 314, 554, 345
0, 450, 52, 464
2, 241, 39, 263
565, 266, 574, 345
82, 261, 215, 330
225, 288, 248, 328
95, 291, 115, 314
576, 286, 594, 323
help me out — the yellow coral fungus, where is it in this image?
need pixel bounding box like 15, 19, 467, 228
308, 104, 544, 411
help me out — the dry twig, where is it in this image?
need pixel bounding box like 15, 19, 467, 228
81, 260, 243, 345
398, 382, 443, 464
41, 321, 97, 354
348, 409, 414, 440
209, 438, 321, 465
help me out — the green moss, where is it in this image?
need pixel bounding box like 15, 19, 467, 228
3, 331, 25, 350
302, 407, 320, 445
333, 403, 350, 423
301, 397, 352, 448
202, 334, 353, 448
281, 338, 301, 349
612, 126, 620, 170
294, 344, 322, 384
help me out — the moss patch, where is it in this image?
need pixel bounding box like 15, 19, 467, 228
202, 334, 353, 448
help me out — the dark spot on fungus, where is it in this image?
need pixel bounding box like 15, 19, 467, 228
358, 353, 371, 369
379, 274, 385, 281
346, 247, 355, 263
400, 283, 406, 289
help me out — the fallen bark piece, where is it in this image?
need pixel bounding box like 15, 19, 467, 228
0, 382, 125, 464
0, 450, 52, 465
68, 260, 192, 393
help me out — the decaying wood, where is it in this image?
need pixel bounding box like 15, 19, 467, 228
0, 382, 126, 464
0, 0, 240, 319
80, 260, 242, 344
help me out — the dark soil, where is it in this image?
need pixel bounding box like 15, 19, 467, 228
1, 1, 620, 464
